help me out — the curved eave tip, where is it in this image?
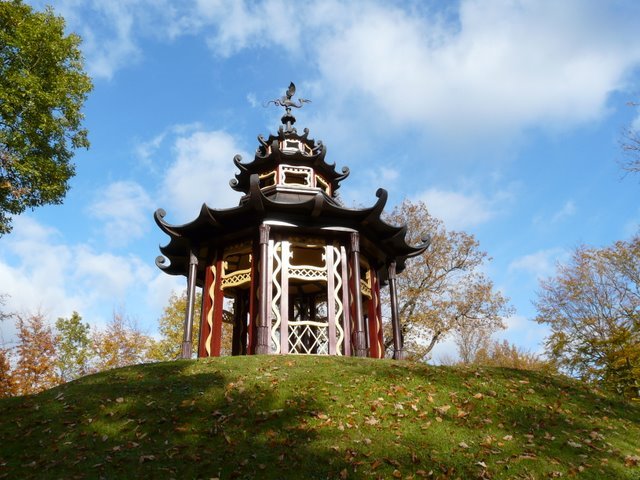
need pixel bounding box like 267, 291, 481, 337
410, 234, 432, 257
154, 208, 171, 230
155, 255, 170, 270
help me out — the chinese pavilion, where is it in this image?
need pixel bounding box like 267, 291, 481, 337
154, 83, 429, 360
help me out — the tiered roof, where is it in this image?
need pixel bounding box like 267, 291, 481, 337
155, 83, 429, 280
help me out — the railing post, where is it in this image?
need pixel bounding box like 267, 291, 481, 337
255, 224, 271, 354
388, 261, 405, 360
181, 248, 199, 359
351, 232, 368, 357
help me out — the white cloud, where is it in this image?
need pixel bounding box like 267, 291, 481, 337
417, 187, 512, 230
508, 247, 568, 280
88, 181, 153, 247
494, 314, 549, 355
46, 0, 640, 139
160, 129, 245, 221
551, 200, 577, 224
0, 216, 160, 345
195, 0, 304, 57
533, 200, 577, 227
315, 1, 640, 138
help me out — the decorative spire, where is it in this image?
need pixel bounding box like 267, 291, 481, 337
266, 82, 311, 133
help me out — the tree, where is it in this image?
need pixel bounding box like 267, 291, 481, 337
620, 101, 640, 175
384, 200, 513, 361
454, 321, 492, 365
473, 339, 552, 372
0, 346, 16, 397
0, 1, 92, 235
148, 290, 202, 361
91, 310, 153, 372
149, 289, 234, 361
535, 234, 640, 398
55, 311, 91, 382
12, 312, 59, 395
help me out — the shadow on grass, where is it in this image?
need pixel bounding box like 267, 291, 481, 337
1, 357, 639, 480
0, 360, 354, 479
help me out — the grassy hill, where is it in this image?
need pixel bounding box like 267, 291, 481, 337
1, 356, 639, 479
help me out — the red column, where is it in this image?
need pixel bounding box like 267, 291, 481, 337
248, 240, 259, 354
198, 262, 215, 358
210, 257, 224, 357
374, 272, 385, 358
366, 267, 382, 359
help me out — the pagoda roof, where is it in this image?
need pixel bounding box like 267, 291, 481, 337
230, 128, 350, 195
155, 174, 429, 279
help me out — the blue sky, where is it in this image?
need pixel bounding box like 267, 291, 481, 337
1, 0, 639, 360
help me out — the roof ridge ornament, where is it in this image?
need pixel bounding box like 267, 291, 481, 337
266, 82, 311, 133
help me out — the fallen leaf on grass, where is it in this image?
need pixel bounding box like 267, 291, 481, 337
364, 416, 379, 425
139, 455, 155, 463
434, 405, 451, 416
625, 455, 640, 467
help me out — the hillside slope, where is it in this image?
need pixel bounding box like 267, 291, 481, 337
1, 355, 638, 479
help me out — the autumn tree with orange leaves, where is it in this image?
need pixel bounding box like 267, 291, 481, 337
384, 200, 513, 361
12, 313, 59, 395
91, 310, 154, 372
0, 346, 15, 397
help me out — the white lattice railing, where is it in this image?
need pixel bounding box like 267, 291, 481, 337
288, 321, 329, 355
289, 266, 327, 281
270, 241, 282, 354
329, 245, 344, 355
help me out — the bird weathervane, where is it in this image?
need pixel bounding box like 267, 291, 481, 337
267, 82, 311, 109
266, 82, 310, 132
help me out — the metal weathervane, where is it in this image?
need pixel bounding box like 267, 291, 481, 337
266, 82, 311, 132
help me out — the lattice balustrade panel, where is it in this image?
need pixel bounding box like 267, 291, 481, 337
289, 266, 327, 281
329, 245, 345, 355
270, 241, 282, 354
288, 321, 329, 355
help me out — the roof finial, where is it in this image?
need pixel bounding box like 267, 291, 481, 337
266, 82, 311, 133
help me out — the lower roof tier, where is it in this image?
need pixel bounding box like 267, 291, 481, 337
155, 174, 429, 280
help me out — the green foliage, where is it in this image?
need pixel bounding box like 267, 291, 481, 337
54, 311, 91, 382
535, 234, 640, 398
0, 0, 92, 234
0, 356, 639, 479
148, 290, 201, 361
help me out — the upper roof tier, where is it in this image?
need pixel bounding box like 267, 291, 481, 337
230, 83, 349, 199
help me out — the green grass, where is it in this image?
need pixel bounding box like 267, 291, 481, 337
1, 355, 639, 479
